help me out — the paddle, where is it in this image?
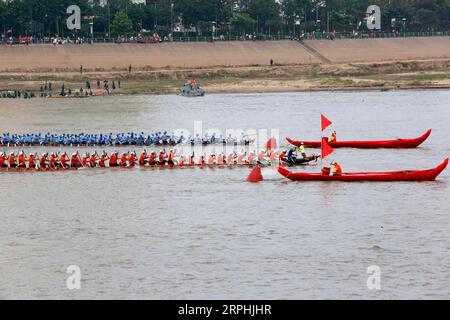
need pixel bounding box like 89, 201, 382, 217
76, 151, 84, 168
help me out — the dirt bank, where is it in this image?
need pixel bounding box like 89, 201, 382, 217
1, 59, 448, 96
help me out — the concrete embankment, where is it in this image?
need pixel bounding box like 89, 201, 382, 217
0, 41, 320, 71
0, 37, 448, 72
303, 36, 450, 63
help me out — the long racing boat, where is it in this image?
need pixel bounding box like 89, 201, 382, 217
277, 158, 448, 182
0, 162, 269, 172
286, 129, 432, 149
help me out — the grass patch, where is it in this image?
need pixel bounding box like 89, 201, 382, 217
319, 77, 354, 86
413, 74, 450, 81
306, 72, 325, 79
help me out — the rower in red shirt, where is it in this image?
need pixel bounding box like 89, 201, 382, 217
236, 153, 245, 165
81, 152, 89, 167
99, 151, 109, 167
128, 152, 136, 167
28, 153, 36, 168
198, 154, 205, 166
90, 152, 98, 167
217, 153, 224, 165
138, 151, 147, 166
60, 152, 68, 168
49, 153, 58, 168
17, 151, 27, 168
207, 153, 215, 165
40, 153, 48, 168
148, 151, 156, 165
258, 151, 265, 161
109, 151, 118, 167
119, 152, 128, 167
167, 150, 174, 165
71, 153, 81, 168
0, 152, 7, 168
8, 152, 16, 168
226, 153, 233, 164
158, 150, 166, 165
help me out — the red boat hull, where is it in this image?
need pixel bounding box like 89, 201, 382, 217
278, 158, 448, 182
286, 129, 432, 149
0, 163, 259, 172
0, 167, 80, 172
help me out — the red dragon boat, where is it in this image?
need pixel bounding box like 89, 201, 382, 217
0, 162, 266, 172
277, 158, 448, 182
286, 129, 432, 149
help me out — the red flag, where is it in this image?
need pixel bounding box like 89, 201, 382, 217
321, 137, 334, 159
321, 114, 332, 131
265, 137, 277, 150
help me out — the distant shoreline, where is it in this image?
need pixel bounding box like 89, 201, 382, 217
1, 59, 448, 97
1, 38, 449, 97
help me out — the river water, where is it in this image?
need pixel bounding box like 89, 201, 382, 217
0, 90, 449, 299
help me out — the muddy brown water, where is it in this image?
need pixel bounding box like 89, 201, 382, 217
0, 90, 449, 299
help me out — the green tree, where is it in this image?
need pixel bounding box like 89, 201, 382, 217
3, 0, 91, 37
149, 0, 173, 34
247, 0, 281, 34
0, 1, 7, 34
0, 1, 7, 20
173, 0, 234, 35
174, 0, 213, 33
111, 10, 133, 36
231, 12, 256, 33
1, 0, 449, 37
415, 8, 438, 28
127, 4, 146, 31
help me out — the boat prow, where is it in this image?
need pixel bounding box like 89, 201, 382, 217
433, 157, 449, 178
403, 129, 432, 148
277, 158, 448, 182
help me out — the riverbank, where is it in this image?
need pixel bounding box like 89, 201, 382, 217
0, 37, 449, 96
0, 59, 449, 96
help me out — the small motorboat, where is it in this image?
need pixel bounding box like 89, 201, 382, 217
180, 80, 205, 97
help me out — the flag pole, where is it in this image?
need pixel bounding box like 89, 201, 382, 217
320, 115, 324, 171
320, 114, 333, 173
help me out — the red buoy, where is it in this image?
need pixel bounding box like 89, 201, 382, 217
247, 166, 263, 183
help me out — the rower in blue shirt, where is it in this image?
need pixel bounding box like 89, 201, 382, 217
137, 133, 144, 145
